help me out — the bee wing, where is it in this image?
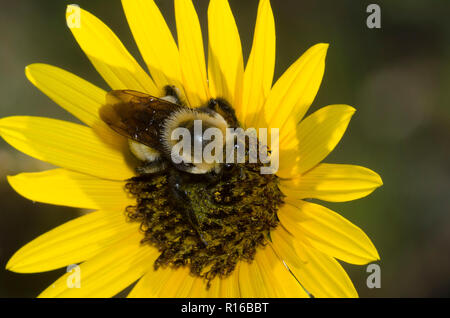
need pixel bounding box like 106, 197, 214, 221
99, 90, 185, 151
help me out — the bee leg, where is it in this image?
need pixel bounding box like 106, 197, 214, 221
239, 165, 246, 180
167, 170, 209, 247
135, 160, 167, 175
198, 233, 209, 247
167, 169, 187, 203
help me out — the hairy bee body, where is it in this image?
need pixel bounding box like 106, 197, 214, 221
99, 88, 240, 244
100, 88, 238, 175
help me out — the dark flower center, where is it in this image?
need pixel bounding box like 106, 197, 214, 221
125, 161, 284, 288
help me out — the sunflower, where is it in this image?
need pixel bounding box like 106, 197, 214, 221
0, 0, 382, 298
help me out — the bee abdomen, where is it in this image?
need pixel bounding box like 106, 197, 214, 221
129, 139, 161, 162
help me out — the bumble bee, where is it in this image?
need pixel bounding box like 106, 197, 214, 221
99, 87, 239, 176
99, 87, 241, 246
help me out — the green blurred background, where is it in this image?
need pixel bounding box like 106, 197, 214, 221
0, 0, 449, 297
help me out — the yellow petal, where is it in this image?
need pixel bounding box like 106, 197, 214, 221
219, 268, 241, 298
241, 0, 275, 128
271, 227, 358, 298
7, 210, 139, 273
190, 276, 222, 298
278, 201, 379, 265
154, 267, 197, 298
129, 265, 234, 298
175, 0, 210, 107
25, 64, 106, 127
66, 5, 158, 95
122, 0, 183, 95
0, 116, 134, 181
127, 267, 167, 297
24, 63, 126, 151
277, 105, 356, 178
208, 0, 244, 109
281, 163, 383, 202
270, 225, 307, 270
39, 232, 157, 298
128, 266, 196, 298
256, 245, 309, 297
257, 43, 328, 136
238, 258, 268, 297
7, 169, 133, 210
129, 264, 240, 298
239, 246, 308, 298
